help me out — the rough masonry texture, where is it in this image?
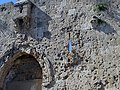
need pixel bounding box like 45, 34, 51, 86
0, 0, 120, 90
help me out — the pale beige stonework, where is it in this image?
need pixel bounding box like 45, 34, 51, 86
0, 0, 120, 90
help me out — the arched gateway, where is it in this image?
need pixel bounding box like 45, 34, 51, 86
0, 53, 42, 90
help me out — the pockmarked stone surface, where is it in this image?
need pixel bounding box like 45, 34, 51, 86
0, 0, 120, 90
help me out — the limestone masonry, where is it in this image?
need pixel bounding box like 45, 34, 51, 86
0, 0, 120, 90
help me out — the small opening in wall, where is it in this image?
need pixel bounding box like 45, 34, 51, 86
18, 18, 24, 28
3, 54, 42, 90
1, 7, 6, 12
18, 18, 23, 24
19, 5, 23, 13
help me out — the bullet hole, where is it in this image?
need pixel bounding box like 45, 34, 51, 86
85, 59, 88, 62
57, 53, 61, 57
42, 2, 45, 5
110, 38, 112, 41
54, 62, 57, 65
107, 42, 109, 44
60, 57, 63, 60
68, 58, 70, 62
93, 76, 96, 80
63, 75, 68, 80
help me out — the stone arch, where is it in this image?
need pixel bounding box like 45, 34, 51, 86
0, 49, 54, 89
0, 52, 42, 90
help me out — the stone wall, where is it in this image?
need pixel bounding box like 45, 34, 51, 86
0, 0, 120, 90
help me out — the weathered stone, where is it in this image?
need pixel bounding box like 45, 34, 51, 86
68, 9, 76, 16
0, 0, 120, 90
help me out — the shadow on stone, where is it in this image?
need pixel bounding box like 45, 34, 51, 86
98, 22, 117, 35
30, 5, 52, 40
106, 10, 120, 30
91, 16, 117, 34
